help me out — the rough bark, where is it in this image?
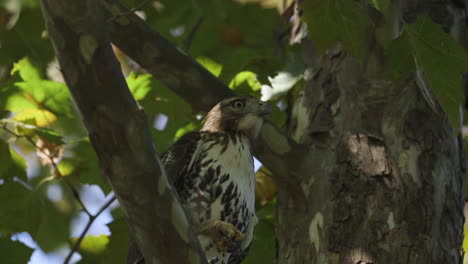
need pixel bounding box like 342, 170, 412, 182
40, 1, 207, 263
276, 1, 465, 263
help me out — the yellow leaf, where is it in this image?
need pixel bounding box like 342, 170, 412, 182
14, 109, 57, 127
255, 166, 277, 205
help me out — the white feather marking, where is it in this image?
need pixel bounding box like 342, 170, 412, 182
237, 113, 264, 139
187, 135, 257, 264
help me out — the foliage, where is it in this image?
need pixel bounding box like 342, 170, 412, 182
0, 0, 467, 263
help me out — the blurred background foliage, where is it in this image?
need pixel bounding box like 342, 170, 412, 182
2, 0, 468, 263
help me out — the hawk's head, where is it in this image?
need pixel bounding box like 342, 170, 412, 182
201, 96, 272, 140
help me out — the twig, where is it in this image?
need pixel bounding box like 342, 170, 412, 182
0, 125, 117, 263
181, 16, 204, 52
63, 195, 117, 264
1, 125, 93, 217
106, 0, 151, 22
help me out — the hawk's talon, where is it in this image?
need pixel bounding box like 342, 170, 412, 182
197, 220, 245, 253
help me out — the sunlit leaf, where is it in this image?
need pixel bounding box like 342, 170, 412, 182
11, 57, 41, 82
57, 159, 75, 177
463, 225, 468, 252
229, 71, 261, 97
196, 56, 223, 77
71, 234, 109, 256
174, 121, 202, 141
10, 58, 72, 116
14, 108, 57, 127
127, 72, 152, 101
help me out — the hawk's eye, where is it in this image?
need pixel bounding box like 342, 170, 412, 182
232, 100, 245, 109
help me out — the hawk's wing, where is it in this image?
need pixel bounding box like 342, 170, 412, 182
161, 131, 202, 184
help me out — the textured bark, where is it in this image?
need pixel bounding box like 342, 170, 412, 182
40, 1, 206, 263
276, 1, 465, 263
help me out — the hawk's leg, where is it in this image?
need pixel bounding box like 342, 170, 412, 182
197, 220, 245, 253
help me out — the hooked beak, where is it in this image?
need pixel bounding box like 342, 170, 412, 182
258, 101, 272, 116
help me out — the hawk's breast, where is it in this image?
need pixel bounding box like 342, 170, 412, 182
176, 133, 257, 263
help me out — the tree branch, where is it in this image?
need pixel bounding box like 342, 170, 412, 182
101, 0, 305, 192
40, 1, 207, 263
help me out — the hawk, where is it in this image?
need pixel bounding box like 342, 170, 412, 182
128, 96, 272, 264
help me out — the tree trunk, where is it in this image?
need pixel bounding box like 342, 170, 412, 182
276, 1, 465, 263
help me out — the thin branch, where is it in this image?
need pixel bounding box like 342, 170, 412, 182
64, 195, 117, 264
1, 125, 93, 217
0, 124, 117, 263
106, 0, 151, 22
181, 16, 204, 52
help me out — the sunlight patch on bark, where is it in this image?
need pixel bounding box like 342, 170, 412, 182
171, 199, 190, 243
398, 146, 421, 186
79, 34, 98, 64
387, 212, 395, 230
158, 172, 168, 195
309, 212, 323, 254
347, 248, 373, 263
290, 94, 311, 144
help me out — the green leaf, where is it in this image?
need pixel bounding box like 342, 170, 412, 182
0, 8, 54, 68
72, 219, 129, 264
389, 15, 468, 133
126, 73, 153, 101
103, 218, 129, 263
229, 71, 261, 97
196, 56, 223, 77
464, 225, 468, 252
244, 199, 276, 264
0, 181, 71, 252
387, 33, 414, 80
10, 58, 72, 116
174, 120, 202, 141
1, 119, 65, 145
301, 0, 372, 59
11, 57, 41, 82
14, 108, 57, 127
0, 182, 40, 235
0, 237, 34, 264
0, 140, 27, 181
73, 235, 109, 255
34, 194, 71, 252
186, 1, 282, 82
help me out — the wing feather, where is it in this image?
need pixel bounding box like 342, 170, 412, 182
161, 131, 202, 184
